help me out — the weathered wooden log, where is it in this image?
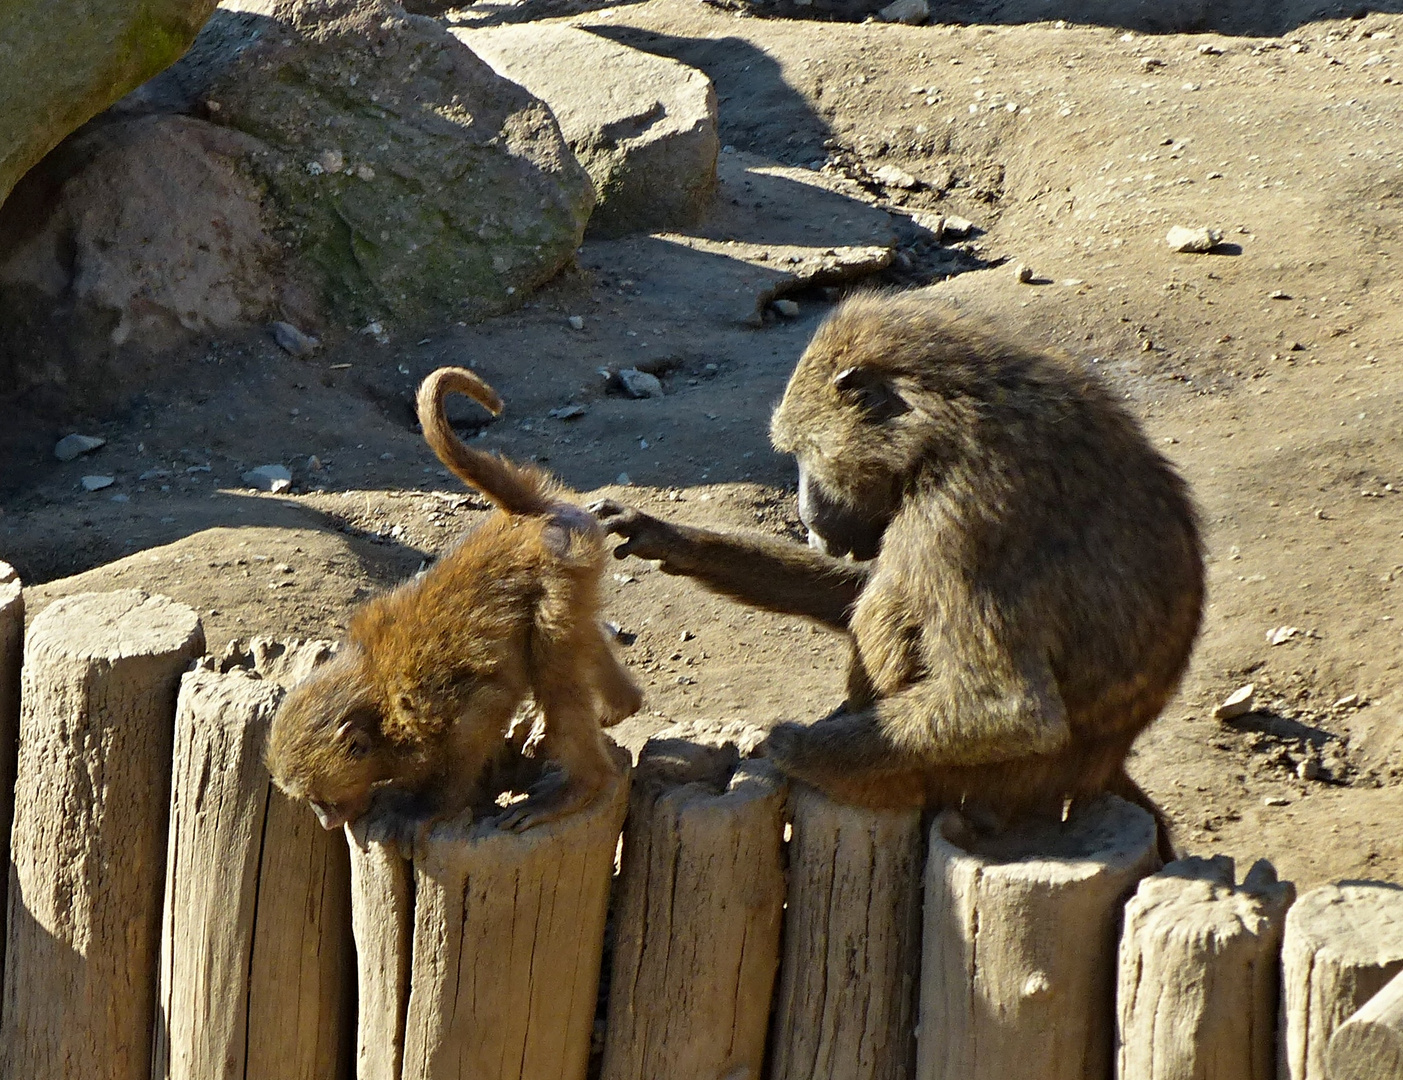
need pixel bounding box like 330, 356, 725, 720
1, 591, 204, 1080
1328, 967, 1403, 1080
350, 745, 630, 1080
347, 823, 415, 1080
151, 639, 353, 1080
770, 785, 925, 1080
1115, 854, 1294, 1080
1279, 882, 1403, 1080
0, 561, 22, 986
918, 795, 1160, 1080
602, 721, 787, 1080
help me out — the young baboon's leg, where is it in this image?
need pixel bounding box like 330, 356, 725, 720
589, 636, 643, 727
591, 500, 869, 629
501, 646, 620, 831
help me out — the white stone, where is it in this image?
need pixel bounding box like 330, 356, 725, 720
878, 0, 930, 24
1214, 683, 1256, 720
618, 368, 664, 399
242, 465, 292, 493
55, 434, 106, 461
1166, 225, 1223, 252
80, 475, 114, 491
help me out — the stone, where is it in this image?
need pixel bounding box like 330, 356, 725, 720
1014, 262, 1034, 283
1166, 225, 1223, 252
873, 163, 920, 189
618, 368, 664, 399
456, 24, 718, 237
567, 315, 585, 331
941, 214, 975, 238
548, 403, 588, 420
772, 298, 800, 318
0, 0, 217, 207
80, 475, 114, 491
156, 0, 595, 325
1214, 683, 1256, 721
54, 434, 106, 462
270, 321, 320, 357
878, 0, 930, 25
242, 464, 293, 493
1, 115, 281, 351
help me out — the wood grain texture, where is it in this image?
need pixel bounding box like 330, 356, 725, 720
770, 785, 924, 1080
398, 746, 630, 1080
153, 642, 353, 1080
1, 590, 203, 1080
1327, 967, 1403, 1080
1115, 855, 1294, 1080
919, 795, 1160, 1080
0, 562, 21, 990
348, 827, 415, 1080
1280, 882, 1403, 1080
602, 723, 786, 1080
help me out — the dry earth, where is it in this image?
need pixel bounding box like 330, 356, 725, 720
4, 0, 1403, 888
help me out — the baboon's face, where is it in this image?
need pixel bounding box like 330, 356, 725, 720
796, 463, 893, 560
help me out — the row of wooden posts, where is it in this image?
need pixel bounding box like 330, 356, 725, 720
0, 572, 1400, 1080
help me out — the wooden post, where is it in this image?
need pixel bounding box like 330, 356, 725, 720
348, 827, 415, 1080
1279, 882, 1403, 1080
770, 786, 925, 1080
1, 590, 204, 1080
1327, 968, 1403, 1080
350, 745, 630, 1080
1115, 855, 1294, 1080
918, 795, 1160, 1080
602, 721, 787, 1080
152, 638, 352, 1080
0, 562, 21, 988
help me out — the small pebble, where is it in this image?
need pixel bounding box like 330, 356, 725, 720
548, 403, 588, 420
1269, 289, 1291, 300
616, 472, 632, 486
1014, 262, 1034, 284
1333, 693, 1360, 709
1214, 683, 1255, 721
618, 368, 664, 399
81, 475, 115, 492
773, 299, 801, 318
110, 493, 130, 503
242, 464, 293, 493
877, 0, 929, 24
1166, 225, 1222, 252
1266, 625, 1301, 646
269, 321, 320, 357
567, 315, 585, 331
55, 434, 106, 462
1297, 759, 1322, 781
941, 215, 975, 238
1263, 796, 1292, 807
1197, 43, 1224, 55
873, 163, 920, 189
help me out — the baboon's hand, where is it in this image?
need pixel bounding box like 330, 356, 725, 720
588, 499, 684, 563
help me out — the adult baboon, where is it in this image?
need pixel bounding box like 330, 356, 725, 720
593, 292, 1202, 846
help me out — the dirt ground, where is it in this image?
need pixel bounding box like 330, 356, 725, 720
4, 0, 1402, 889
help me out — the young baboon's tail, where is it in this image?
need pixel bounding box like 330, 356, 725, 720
416, 366, 553, 516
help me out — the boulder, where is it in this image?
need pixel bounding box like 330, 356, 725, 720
0, 114, 281, 350
0, 0, 217, 206
456, 24, 718, 238
156, 0, 595, 324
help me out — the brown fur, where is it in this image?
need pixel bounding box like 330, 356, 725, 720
593, 292, 1202, 852
266, 366, 642, 835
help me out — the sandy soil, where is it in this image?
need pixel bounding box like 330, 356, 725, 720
4, 0, 1402, 889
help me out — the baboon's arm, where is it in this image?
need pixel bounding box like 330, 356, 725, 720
591, 500, 869, 630
767, 658, 1071, 778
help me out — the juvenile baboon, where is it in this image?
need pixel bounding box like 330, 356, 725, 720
593, 292, 1203, 848
267, 366, 642, 837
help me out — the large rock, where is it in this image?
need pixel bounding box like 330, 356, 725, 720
0, 0, 217, 207
456, 24, 717, 238
156, 0, 595, 324
0, 114, 281, 350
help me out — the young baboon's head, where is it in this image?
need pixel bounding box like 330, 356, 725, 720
266, 648, 389, 831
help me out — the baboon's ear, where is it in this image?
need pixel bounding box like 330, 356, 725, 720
832, 366, 911, 421
334, 717, 373, 759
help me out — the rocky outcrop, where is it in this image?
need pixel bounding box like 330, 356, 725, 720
0, 0, 218, 206
155, 0, 596, 325
456, 25, 718, 238
0, 115, 281, 351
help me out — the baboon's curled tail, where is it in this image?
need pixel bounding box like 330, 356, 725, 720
416, 366, 554, 516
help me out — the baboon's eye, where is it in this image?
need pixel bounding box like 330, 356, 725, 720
832, 367, 910, 421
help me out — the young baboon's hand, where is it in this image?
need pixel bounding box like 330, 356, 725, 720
587, 499, 684, 564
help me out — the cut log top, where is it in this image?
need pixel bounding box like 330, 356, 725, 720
932, 794, 1160, 880
1128, 854, 1295, 933
1328, 968, 1403, 1080
27, 589, 203, 660
1288, 883, 1403, 963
